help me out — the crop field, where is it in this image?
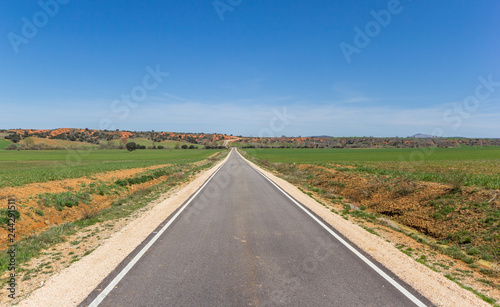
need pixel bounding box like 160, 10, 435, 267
243, 147, 500, 189
243, 146, 500, 163
0, 149, 223, 188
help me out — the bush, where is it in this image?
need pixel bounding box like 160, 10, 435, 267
115, 179, 128, 187
446, 172, 466, 193
126, 142, 137, 152
181, 145, 188, 149
5, 144, 18, 150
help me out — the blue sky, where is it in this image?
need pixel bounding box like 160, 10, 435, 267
1, 0, 499, 137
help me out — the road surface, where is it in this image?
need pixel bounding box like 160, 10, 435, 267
82, 149, 432, 306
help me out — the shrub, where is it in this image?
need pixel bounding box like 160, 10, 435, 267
126, 142, 137, 152
5, 144, 18, 150
0, 208, 21, 226
38, 192, 91, 211
446, 172, 466, 193
115, 179, 128, 187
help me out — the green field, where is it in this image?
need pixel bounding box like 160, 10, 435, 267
0, 139, 12, 150
241, 146, 500, 163
0, 149, 225, 188
242, 147, 500, 189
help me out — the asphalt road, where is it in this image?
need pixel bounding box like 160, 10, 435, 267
82, 149, 432, 306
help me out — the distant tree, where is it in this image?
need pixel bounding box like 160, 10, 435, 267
126, 142, 137, 152
175, 142, 180, 149
157, 145, 164, 149
188, 145, 196, 149
181, 145, 188, 149
6, 133, 21, 143
139, 145, 146, 149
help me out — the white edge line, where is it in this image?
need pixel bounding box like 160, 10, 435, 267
237, 150, 427, 307
88, 157, 229, 307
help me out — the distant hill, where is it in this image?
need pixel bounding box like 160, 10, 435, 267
2, 128, 499, 150
0, 128, 235, 150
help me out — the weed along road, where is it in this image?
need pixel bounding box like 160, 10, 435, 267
82, 149, 432, 307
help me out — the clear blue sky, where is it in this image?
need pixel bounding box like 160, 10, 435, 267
1, 0, 499, 137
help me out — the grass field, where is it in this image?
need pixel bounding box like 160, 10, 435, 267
0, 149, 224, 188
242, 146, 500, 163
242, 147, 500, 189
0, 140, 11, 150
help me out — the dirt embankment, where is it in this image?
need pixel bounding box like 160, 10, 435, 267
0, 164, 172, 243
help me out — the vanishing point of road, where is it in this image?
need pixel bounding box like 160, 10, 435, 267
82, 149, 433, 306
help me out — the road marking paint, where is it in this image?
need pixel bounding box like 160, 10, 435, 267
238, 151, 427, 307
88, 158, 229, 306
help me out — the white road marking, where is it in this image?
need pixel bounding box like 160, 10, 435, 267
238, 150, 427, 307
88, 159, 229, 307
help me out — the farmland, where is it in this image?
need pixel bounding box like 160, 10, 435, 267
0, 149, 222, 188
243, 146, 500, 163
243, 147, 500, 190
